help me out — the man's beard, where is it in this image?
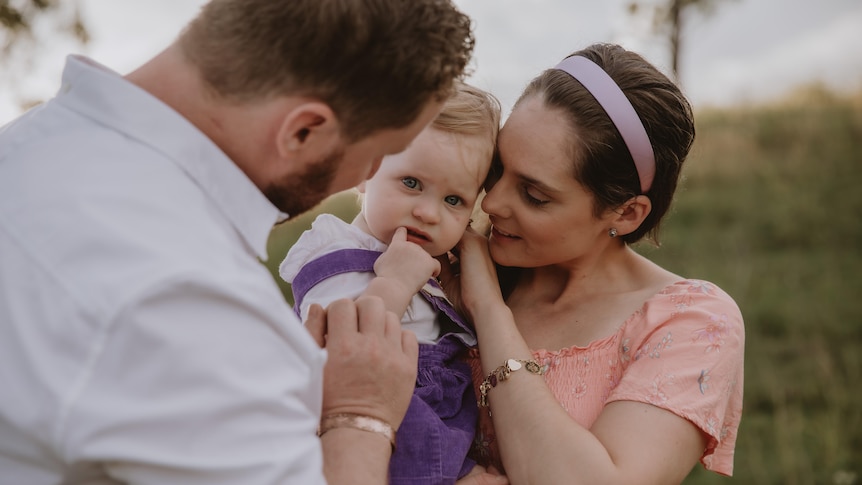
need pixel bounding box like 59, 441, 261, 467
265, 147, 343, 219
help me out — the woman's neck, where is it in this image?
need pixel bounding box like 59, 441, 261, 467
514, 245, 642, 304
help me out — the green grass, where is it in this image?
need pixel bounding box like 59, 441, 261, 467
263, 84, 862, 484
643, 85, 862, 484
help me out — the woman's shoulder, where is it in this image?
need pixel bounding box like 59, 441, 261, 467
624, 278, 744, 350
647, 279, 742, 316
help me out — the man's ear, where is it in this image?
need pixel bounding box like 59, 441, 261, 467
275, 102, 339, 158
613, 195, 652, 237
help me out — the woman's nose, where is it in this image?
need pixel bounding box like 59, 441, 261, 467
481, 181, 506, 217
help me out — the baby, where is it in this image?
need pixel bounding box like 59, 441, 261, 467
280, 81, 500, 485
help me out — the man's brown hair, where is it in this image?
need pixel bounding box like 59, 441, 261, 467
180, 0, 474, 140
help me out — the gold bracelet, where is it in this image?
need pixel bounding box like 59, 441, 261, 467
479, 358, 544, 407
318, 413, 396, 451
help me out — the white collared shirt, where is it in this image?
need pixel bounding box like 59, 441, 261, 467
0, 56, 328, 484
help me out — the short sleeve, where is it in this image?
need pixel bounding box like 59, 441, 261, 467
607, 280, 744, 476
297, 271, 373, 321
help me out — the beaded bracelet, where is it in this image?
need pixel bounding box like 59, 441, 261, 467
478, 358, 545, 407
318, 413, 397, 451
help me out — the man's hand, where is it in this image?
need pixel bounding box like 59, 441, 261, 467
308, 297, 419, 430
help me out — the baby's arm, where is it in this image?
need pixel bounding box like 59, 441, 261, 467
367, 227, 441, 318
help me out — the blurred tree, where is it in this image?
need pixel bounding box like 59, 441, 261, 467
628, 0, 736, 82
1, 0, 89, 53
1, 0, 89, 110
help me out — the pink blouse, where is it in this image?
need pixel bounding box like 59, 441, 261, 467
467, 279, 744, 476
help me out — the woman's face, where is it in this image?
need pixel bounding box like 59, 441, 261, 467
481, 95, 614, 268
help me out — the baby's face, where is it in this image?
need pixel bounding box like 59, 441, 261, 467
359, 127, 490, 256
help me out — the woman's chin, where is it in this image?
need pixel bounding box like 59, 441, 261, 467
488, 239, 517, 266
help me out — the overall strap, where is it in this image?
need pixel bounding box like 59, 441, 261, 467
290, 248, 381, 318
291, 248, 474, 342
423, 279, 474, 338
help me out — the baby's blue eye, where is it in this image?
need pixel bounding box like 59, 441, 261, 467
402, 177, 419, 189
444, 195, 462, 206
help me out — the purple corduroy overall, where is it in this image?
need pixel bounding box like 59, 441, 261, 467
291, 249, 478, 484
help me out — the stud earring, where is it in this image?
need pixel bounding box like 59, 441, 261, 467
608, 228, 618, 238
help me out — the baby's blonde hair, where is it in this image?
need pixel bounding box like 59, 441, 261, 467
433, 81, 501, 163
432, 81, 500, 233
354, 82, 501, 209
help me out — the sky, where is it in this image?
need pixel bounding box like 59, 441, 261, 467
2, 0, 861, 124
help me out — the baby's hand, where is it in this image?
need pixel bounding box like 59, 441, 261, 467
374, 227, 441, 294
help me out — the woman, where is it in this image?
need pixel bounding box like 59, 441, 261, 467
445, 43, 744, 484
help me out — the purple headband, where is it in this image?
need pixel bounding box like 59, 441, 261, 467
554, 56, 655, 193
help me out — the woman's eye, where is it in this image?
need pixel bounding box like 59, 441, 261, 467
522, 186, 549, 206
444, 195, 462, 206
401, 177, 420, 190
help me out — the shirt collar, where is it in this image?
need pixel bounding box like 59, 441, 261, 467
54, 55, 285, 260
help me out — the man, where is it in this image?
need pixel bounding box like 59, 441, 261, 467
0, 1, 485, 483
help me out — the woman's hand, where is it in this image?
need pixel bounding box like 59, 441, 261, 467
434, 250, 465, 314
438, 227, 505, 322
455, 465, 509, 485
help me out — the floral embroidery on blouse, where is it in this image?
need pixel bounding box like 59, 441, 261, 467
705, 413, 719, 436
698, 369, 711, 394
689, 280, 716, 295
646, 373, 675, 405
619, 338, 632, 363
692, 313, 729, 353
539, 354, 562, 375
471, 428, 493, 462
635, 331, 673, 360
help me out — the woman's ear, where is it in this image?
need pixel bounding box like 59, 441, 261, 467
613, 195, 652, 237
275, 101, 339, 159
355, 181, 368, 194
